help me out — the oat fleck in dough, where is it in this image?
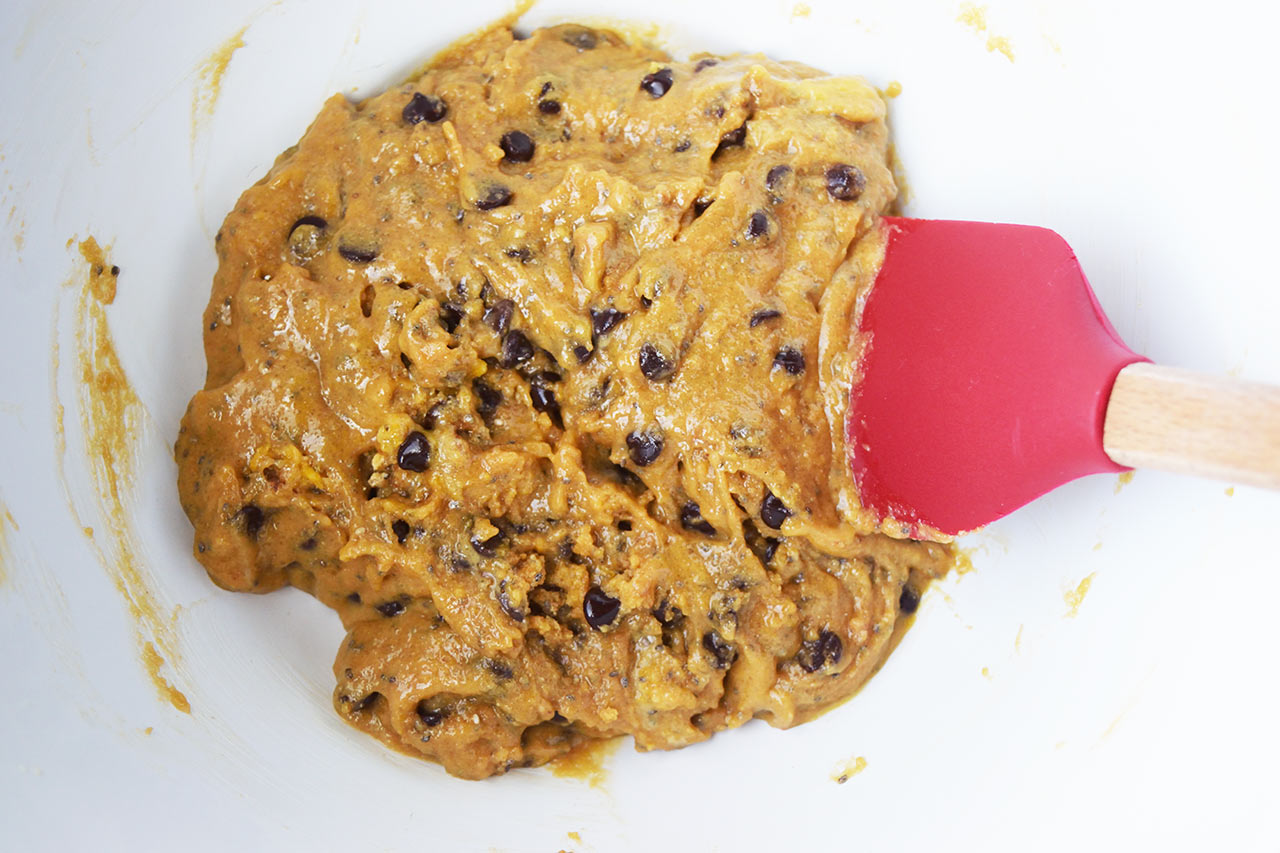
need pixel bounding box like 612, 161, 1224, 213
176, 23, 955, 780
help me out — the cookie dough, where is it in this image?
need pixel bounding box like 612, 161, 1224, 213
176, 21, 955, 779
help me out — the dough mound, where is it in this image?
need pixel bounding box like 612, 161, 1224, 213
176, 22, 953, 779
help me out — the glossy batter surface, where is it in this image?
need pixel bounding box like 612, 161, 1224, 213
176, 22, 954, 779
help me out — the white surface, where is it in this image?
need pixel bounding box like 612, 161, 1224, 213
2, 0, 1279, 850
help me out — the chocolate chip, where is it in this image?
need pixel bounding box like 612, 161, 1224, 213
693, 58, 718, 72
583, 585, 621, 629
403, 92, 447, 124
438, 303, 463, 333
653, 599, 684, 629
773, 346, 805, 375
346, 592, 362, 604
348, 693, 381, 712
562, 27, 598, 49
290, 213, 327, 234
530, 383, 564, 429
573, 344, 593, 363
674, 139, 691, 152
471, 527, 505, 558
749, 309, 781, 327
500, 130, 536, 162
416, 702, 446, 727
110, 265, 120, 277
376, 599, 406, 617
533, 370, 562, 384
826, 163, 866, 201
300, 537, 318, 551
396, 431, 431, 472
590, 308, 625, 336
899, 584, 921, 614
639, 295, 653, 309
476, 185, 513, 210
504, 246, 534, 263
712, 122, 748, 159
609, 461, 645, 494
338, 244, 378, 263
638, 343, 675, 380
392, 519, 410, 544
537, 98, 562, 115
418, 400, 445, 430
473, 379, 502, 418
484, 298, 515, 334
746, 210, 770, 240
760, 490, 792, 529
702, 631, 736, 669
820, 629, 843, 664
238, 504, 264, 538
765, 165, 792, 190
616, 520, 633, 532
797, 629, 843, 672
743, 519, 781, 565
626, 429, 664, 466
640, 68, 673, 98
679, 501, 716, 536
692, 197, 714, 218
499, 329, 534, 368
484, 658, 514, 680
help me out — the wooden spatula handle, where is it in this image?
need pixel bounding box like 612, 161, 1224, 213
1102, 362, 1280, 488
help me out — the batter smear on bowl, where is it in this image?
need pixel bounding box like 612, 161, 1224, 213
176, 21, 956, 779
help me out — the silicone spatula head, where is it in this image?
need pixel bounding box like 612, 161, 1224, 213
848, 218, 1147, 537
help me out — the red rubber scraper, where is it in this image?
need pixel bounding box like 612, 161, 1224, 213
848, 217, 1280, 537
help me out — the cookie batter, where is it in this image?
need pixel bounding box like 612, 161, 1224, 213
176, 22, 955, 779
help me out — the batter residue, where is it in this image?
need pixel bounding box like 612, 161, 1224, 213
0, 500, 15, 588
177, 21, 954, 778
72, 238, 190, 713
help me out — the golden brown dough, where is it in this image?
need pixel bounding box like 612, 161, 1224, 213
176, 22, 954, 779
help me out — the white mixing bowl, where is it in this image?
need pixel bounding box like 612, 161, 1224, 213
2, 0, 1278, 849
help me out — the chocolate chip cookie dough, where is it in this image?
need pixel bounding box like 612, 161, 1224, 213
176, 21, 955, 779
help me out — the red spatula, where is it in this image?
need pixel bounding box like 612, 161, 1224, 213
848, 217, 1280, 537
